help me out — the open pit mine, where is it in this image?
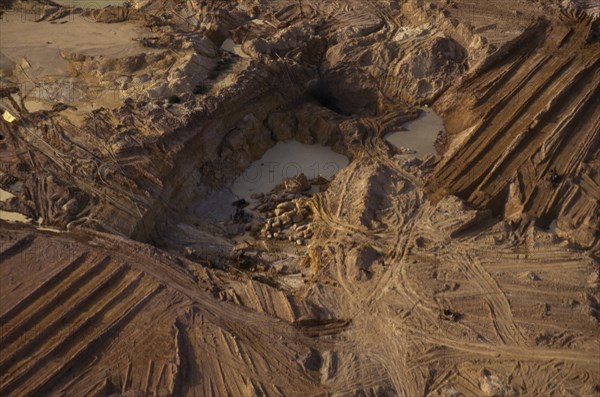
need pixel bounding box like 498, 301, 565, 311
0, 0, 599, 396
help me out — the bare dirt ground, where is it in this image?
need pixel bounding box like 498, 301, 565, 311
0, 0, 599, 396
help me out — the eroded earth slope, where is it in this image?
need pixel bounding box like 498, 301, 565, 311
0, 0, 599, 396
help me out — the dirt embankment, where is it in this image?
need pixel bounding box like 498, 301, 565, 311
429, 8, 600, 251
1, 0, 599, 396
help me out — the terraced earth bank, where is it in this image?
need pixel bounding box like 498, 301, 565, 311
0, 0, 599, 396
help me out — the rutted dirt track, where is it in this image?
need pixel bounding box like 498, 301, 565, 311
1, 164, 599, 395
1, 0, 600, 396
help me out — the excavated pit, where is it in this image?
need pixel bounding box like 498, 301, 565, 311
0, 1, 599, 396
149, 128, 351, 266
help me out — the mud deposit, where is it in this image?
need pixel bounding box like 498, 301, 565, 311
0, 0, 599, 396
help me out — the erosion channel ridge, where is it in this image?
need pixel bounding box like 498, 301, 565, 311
0, 0, 598, 396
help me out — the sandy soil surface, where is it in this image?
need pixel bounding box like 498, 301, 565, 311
0, 0, 599, 395
0, 14, 147, 76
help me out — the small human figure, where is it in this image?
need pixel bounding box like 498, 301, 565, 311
549, 169, 560, 187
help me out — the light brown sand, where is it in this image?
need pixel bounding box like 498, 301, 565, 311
0, 13, 148, 78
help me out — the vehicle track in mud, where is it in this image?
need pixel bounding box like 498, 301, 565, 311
1, 0, 599, 395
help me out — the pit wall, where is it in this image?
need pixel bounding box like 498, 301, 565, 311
129, 65, 349, 243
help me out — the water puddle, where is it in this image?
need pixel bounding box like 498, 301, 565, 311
385, 108, 444, 157
231, 140, 349, 201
